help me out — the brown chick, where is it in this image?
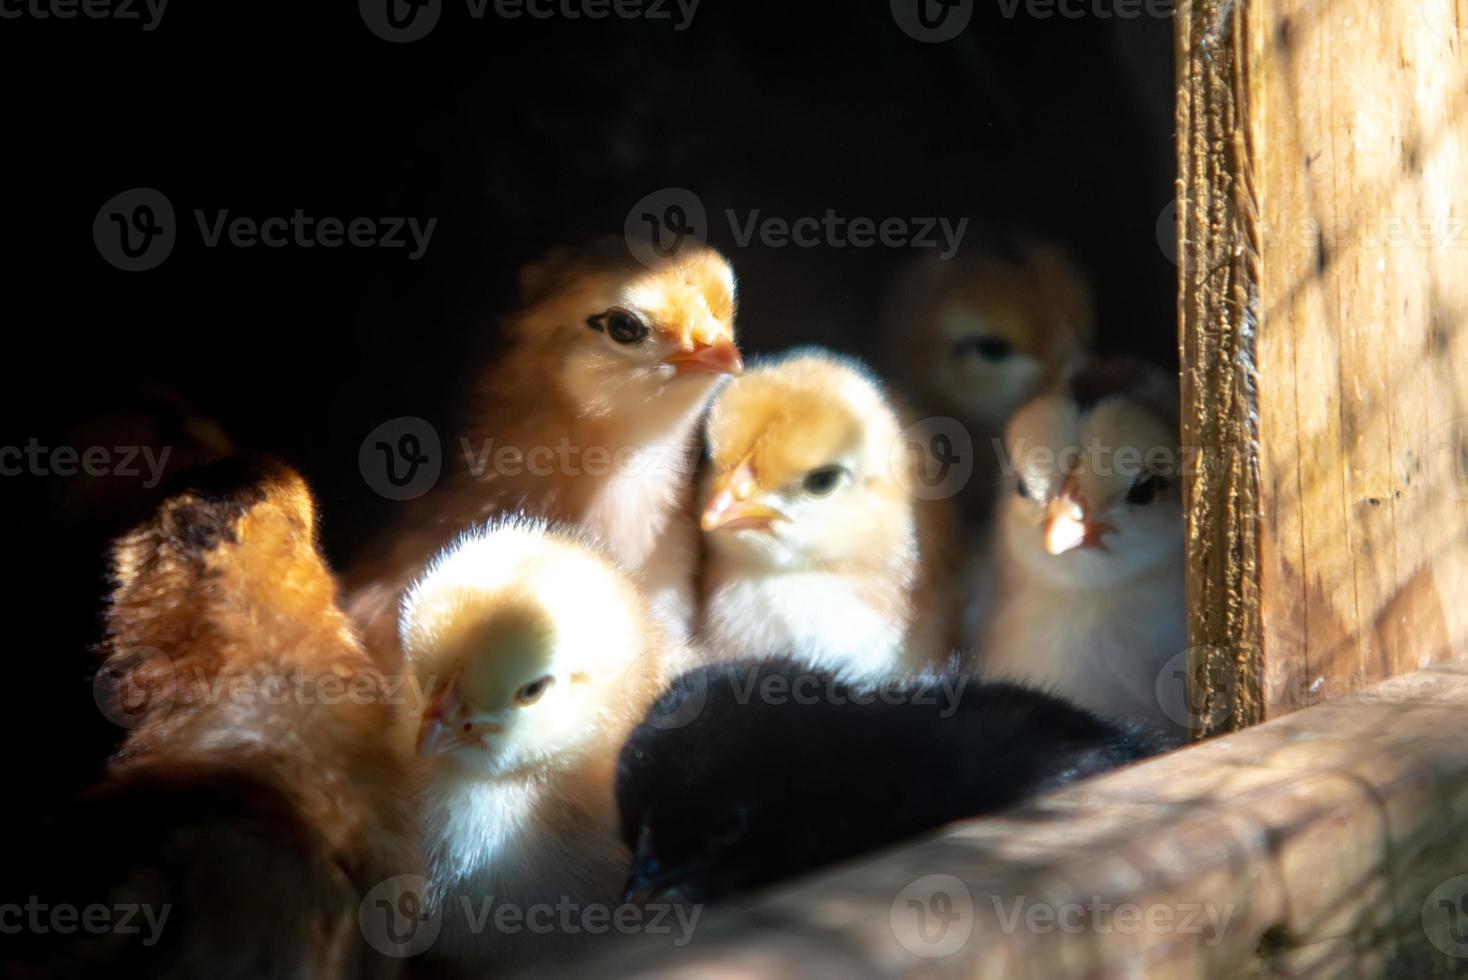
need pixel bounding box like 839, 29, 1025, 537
13, 460, 421, 979
883, 242, 1093, 518
697, 349, 957, 678
346, 239, 742, 664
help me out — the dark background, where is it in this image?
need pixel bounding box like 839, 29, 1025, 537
0, 0, 1175, 818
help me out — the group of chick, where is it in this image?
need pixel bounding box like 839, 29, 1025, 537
326, 237, 1189, 972
72, 236, 1188, 979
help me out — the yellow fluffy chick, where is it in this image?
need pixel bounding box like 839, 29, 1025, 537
981, 360, 1187, 733
400, 516, 674, 973
347, 240, 741, 661
697, 349, 956, 678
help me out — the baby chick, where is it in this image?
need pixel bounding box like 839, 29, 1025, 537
697, 349, 956, 678
400, 516, 675, 972
347, 239, 742, 661
618, 659, 1170, 905
25, 459, 419, 980
885, 243, 1093, 448
981, 360, 1188, 734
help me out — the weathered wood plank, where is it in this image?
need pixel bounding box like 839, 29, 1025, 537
591, 665, 1468, 978
1180, 0, 1468, 726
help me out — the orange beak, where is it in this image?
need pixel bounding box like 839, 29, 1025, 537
700, 460, 785, 532
663, 338, 743, 377
1041, 490, 1115, 556
415, 678, 501, 757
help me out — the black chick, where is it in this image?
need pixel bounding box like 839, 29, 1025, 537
616, 659, 1172, 905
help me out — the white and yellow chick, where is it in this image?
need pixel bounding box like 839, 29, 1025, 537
981, 360, 1187, 732
697, 349, 956, 679
348, 240, 741, 659
400, 516, 675, 973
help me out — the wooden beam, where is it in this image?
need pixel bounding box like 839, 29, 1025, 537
1178, 0, 1468, 729
596, 664, 1468, 976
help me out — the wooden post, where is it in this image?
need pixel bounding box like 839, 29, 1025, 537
1178, 0, 1468, 734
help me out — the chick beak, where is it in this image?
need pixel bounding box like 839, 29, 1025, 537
663, 337, 744, 377
416, 680, 498, 757
701, 462, 785, 533
1041, 493, 1115, 556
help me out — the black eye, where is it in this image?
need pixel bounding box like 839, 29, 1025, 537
514, 676, 554, 707
953, 336, 1014, 362
802, 465, 845, 496
587, 308, 649, 345
1017, 479, 1031, 499
705, 808, 748, 850
1126, 474, 1168, 506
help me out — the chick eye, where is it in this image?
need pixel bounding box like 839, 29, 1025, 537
1126, 474, 1168, 506
802, 465, 846, 497
513, 676, 555, 707
1016, 478, 1031, 499
587, 308, 649, 345
953, 336, 1014, 362
705, 808, 748, 850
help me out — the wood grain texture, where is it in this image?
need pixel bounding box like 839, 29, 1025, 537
1177, 0, 1266, 734
592, 665, 1468, 978
1179, 0, 1468, 728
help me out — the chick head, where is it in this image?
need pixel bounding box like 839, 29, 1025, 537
890, 244, 1092, 432
999, 360, 1182, 587
401, 517, 660, 779
699, 350, 915, 573
512, 239, 742, 417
